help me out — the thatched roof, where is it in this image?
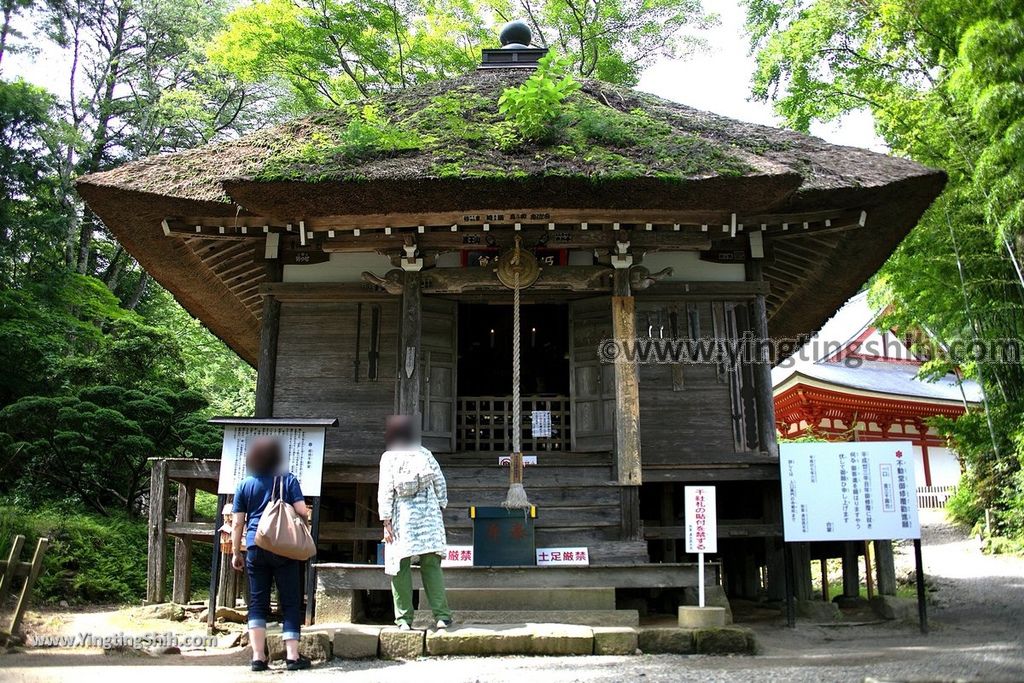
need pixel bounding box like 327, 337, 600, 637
77, 69, 945, 364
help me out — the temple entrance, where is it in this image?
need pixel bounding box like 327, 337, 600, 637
456, 303, 570, 451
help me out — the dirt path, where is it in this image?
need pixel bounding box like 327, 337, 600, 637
2, 511, 1022, 682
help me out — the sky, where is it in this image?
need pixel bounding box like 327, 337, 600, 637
5, 0, 886, 153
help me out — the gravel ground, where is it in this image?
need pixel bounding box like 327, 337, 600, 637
3, 510, 1022, 683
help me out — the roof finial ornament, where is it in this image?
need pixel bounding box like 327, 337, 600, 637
499, 20, 532, 49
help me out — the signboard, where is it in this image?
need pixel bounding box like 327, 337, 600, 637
531, 411, 552, 438
780, 441, 920, 542
498, 454, 537, 466
442, 546, 474, 567
536, 547, 589, 566
217, 425, 327, 496
685, 486, 718, 554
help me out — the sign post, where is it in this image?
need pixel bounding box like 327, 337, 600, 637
208, 417, 336, 628
684, 486, 717, 607
779, 441, 924, 632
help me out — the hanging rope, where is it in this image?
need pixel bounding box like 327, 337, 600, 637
503, 239, 531, 509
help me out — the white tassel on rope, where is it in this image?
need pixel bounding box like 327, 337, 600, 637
504, 260, 532, 510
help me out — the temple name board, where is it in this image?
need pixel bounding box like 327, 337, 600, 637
780, 441, 921, 542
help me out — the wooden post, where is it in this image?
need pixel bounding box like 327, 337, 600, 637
9, 537, 48, 636
874, 539, 897, 595
660, 483, 677, 562
864, 541, 875, 598
820, 559, 829, 601
146, 459, 169, 604
0, 535, 25, 609
254, 260, 283, 418
206, 493, 226, 633
398, 272, 422, 417
746, 260, 778, 458
612, 268, 642, 541
791, 542, 813, 601
305, 497, 322, 625
171, 484, 195, 604
842, 542, 860, 598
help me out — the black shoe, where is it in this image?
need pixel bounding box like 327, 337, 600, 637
286, 656, 312, 671
251, 659, 269, 672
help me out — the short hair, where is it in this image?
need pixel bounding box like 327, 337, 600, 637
246, 437, 283, 476
385, 415, 418, 449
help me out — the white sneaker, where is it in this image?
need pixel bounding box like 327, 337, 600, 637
397, 622, 412, 631
436, 619, 453, 629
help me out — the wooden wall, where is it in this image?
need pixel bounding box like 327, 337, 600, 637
273, 300, 399, 466
636, 299, 758, 464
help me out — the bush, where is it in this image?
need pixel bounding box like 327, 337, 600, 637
0, 505, 150, 605
498, 52, 580, 142
946, 478, 985, 528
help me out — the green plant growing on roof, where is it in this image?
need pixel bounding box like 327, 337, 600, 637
498, 52, 580, 142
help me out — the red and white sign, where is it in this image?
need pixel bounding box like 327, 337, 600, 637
536, 547, 590, 566
441, 546, 474, 567
685, 486, 718, 554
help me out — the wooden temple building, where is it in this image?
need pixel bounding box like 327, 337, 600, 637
77, 32, 946, 621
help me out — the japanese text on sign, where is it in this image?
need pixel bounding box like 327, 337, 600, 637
441, 546, 474, 567
217, 425, 326, 496
536, 547, 590, 566
779, 441, 920, 542
685, 486, 718, 554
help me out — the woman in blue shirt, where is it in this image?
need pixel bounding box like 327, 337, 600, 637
231, 437, 310, 671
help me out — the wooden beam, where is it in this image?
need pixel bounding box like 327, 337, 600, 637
748, 260, 779, 457
644, 523, 782, 539
254, 260, 282, 418
612, 289, 642, 485
171, 483, 195, 605
146, 459, 169, 604
398, 272, 422, 416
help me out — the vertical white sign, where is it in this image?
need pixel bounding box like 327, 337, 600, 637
779, 441, 920, 542
217, 425, 327, 496
685, 485, 717, 608
685, 486, 718, 554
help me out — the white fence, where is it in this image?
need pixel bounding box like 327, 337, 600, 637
917, 485, 956, 509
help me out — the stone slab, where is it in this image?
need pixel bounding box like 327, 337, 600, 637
379, 627, 425, 660
637, 627, 695, 655
412, 609, 638, 628
683, 585, 733, 624
425, 624, 594, 656
592, 627, 638, 655
870, 595, 918, 621
446, 588, 616, 611
332, 624, 382, 659
796, 599, 841, 622
692, 627, 756, 655
314, 588, 361, 624
265, 632, 332, 661
678, 606, 727, 628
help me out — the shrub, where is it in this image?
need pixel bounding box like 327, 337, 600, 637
498, 52, 580, 142
0, 505, 150, 605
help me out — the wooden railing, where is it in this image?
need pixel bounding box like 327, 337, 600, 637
457, 395, 570, 452
917, 485, 956, 509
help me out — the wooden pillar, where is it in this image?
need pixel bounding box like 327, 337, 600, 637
660, 483, 677, 562
791, 542, 814, 601
255, 260, 283, 418
146, 459, 169, 604
398, 272, 422, 417
171, 483, 195, 604
820, 559, 829, 601
874, 540, 897, 595
612, 268, 642, 540
746, 260, 778, 458
763, 489, 786, 600
842, 542, 860, 597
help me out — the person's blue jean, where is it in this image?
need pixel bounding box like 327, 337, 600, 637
245, 545, 302, 641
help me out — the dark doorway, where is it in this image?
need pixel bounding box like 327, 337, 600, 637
457, 303, 570, 396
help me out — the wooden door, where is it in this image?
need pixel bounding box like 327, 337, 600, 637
570, 297, 615, 452
420, 297, 457, 452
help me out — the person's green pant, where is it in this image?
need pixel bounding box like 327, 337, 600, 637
391, 553, 452, 626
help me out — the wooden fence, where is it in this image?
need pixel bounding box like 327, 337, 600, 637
456, 395, 570, 452
917, 485, 956, 509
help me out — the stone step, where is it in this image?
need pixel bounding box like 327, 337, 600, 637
412, 609, 639, 628
446, 587, 615, 611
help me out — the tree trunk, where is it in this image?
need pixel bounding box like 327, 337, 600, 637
125, 271, 148, 310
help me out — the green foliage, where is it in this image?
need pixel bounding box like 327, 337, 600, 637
498, 52, 580, 141
747, 0, 1024, 541
486, 0, 714, 85
0, 505, 149, 604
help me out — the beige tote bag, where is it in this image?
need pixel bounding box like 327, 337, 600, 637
254, 477, 316, 561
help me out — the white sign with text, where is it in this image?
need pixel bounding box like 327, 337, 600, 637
685, 486, 718, 554
442, 546, 474, 567
780, 441, 921, 542
536, 547, 590, 566
217, 425, 327, 496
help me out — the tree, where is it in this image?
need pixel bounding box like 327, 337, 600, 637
745, 0, 1024, 537
487, 0, 713, 85
207, 0, 487, 110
